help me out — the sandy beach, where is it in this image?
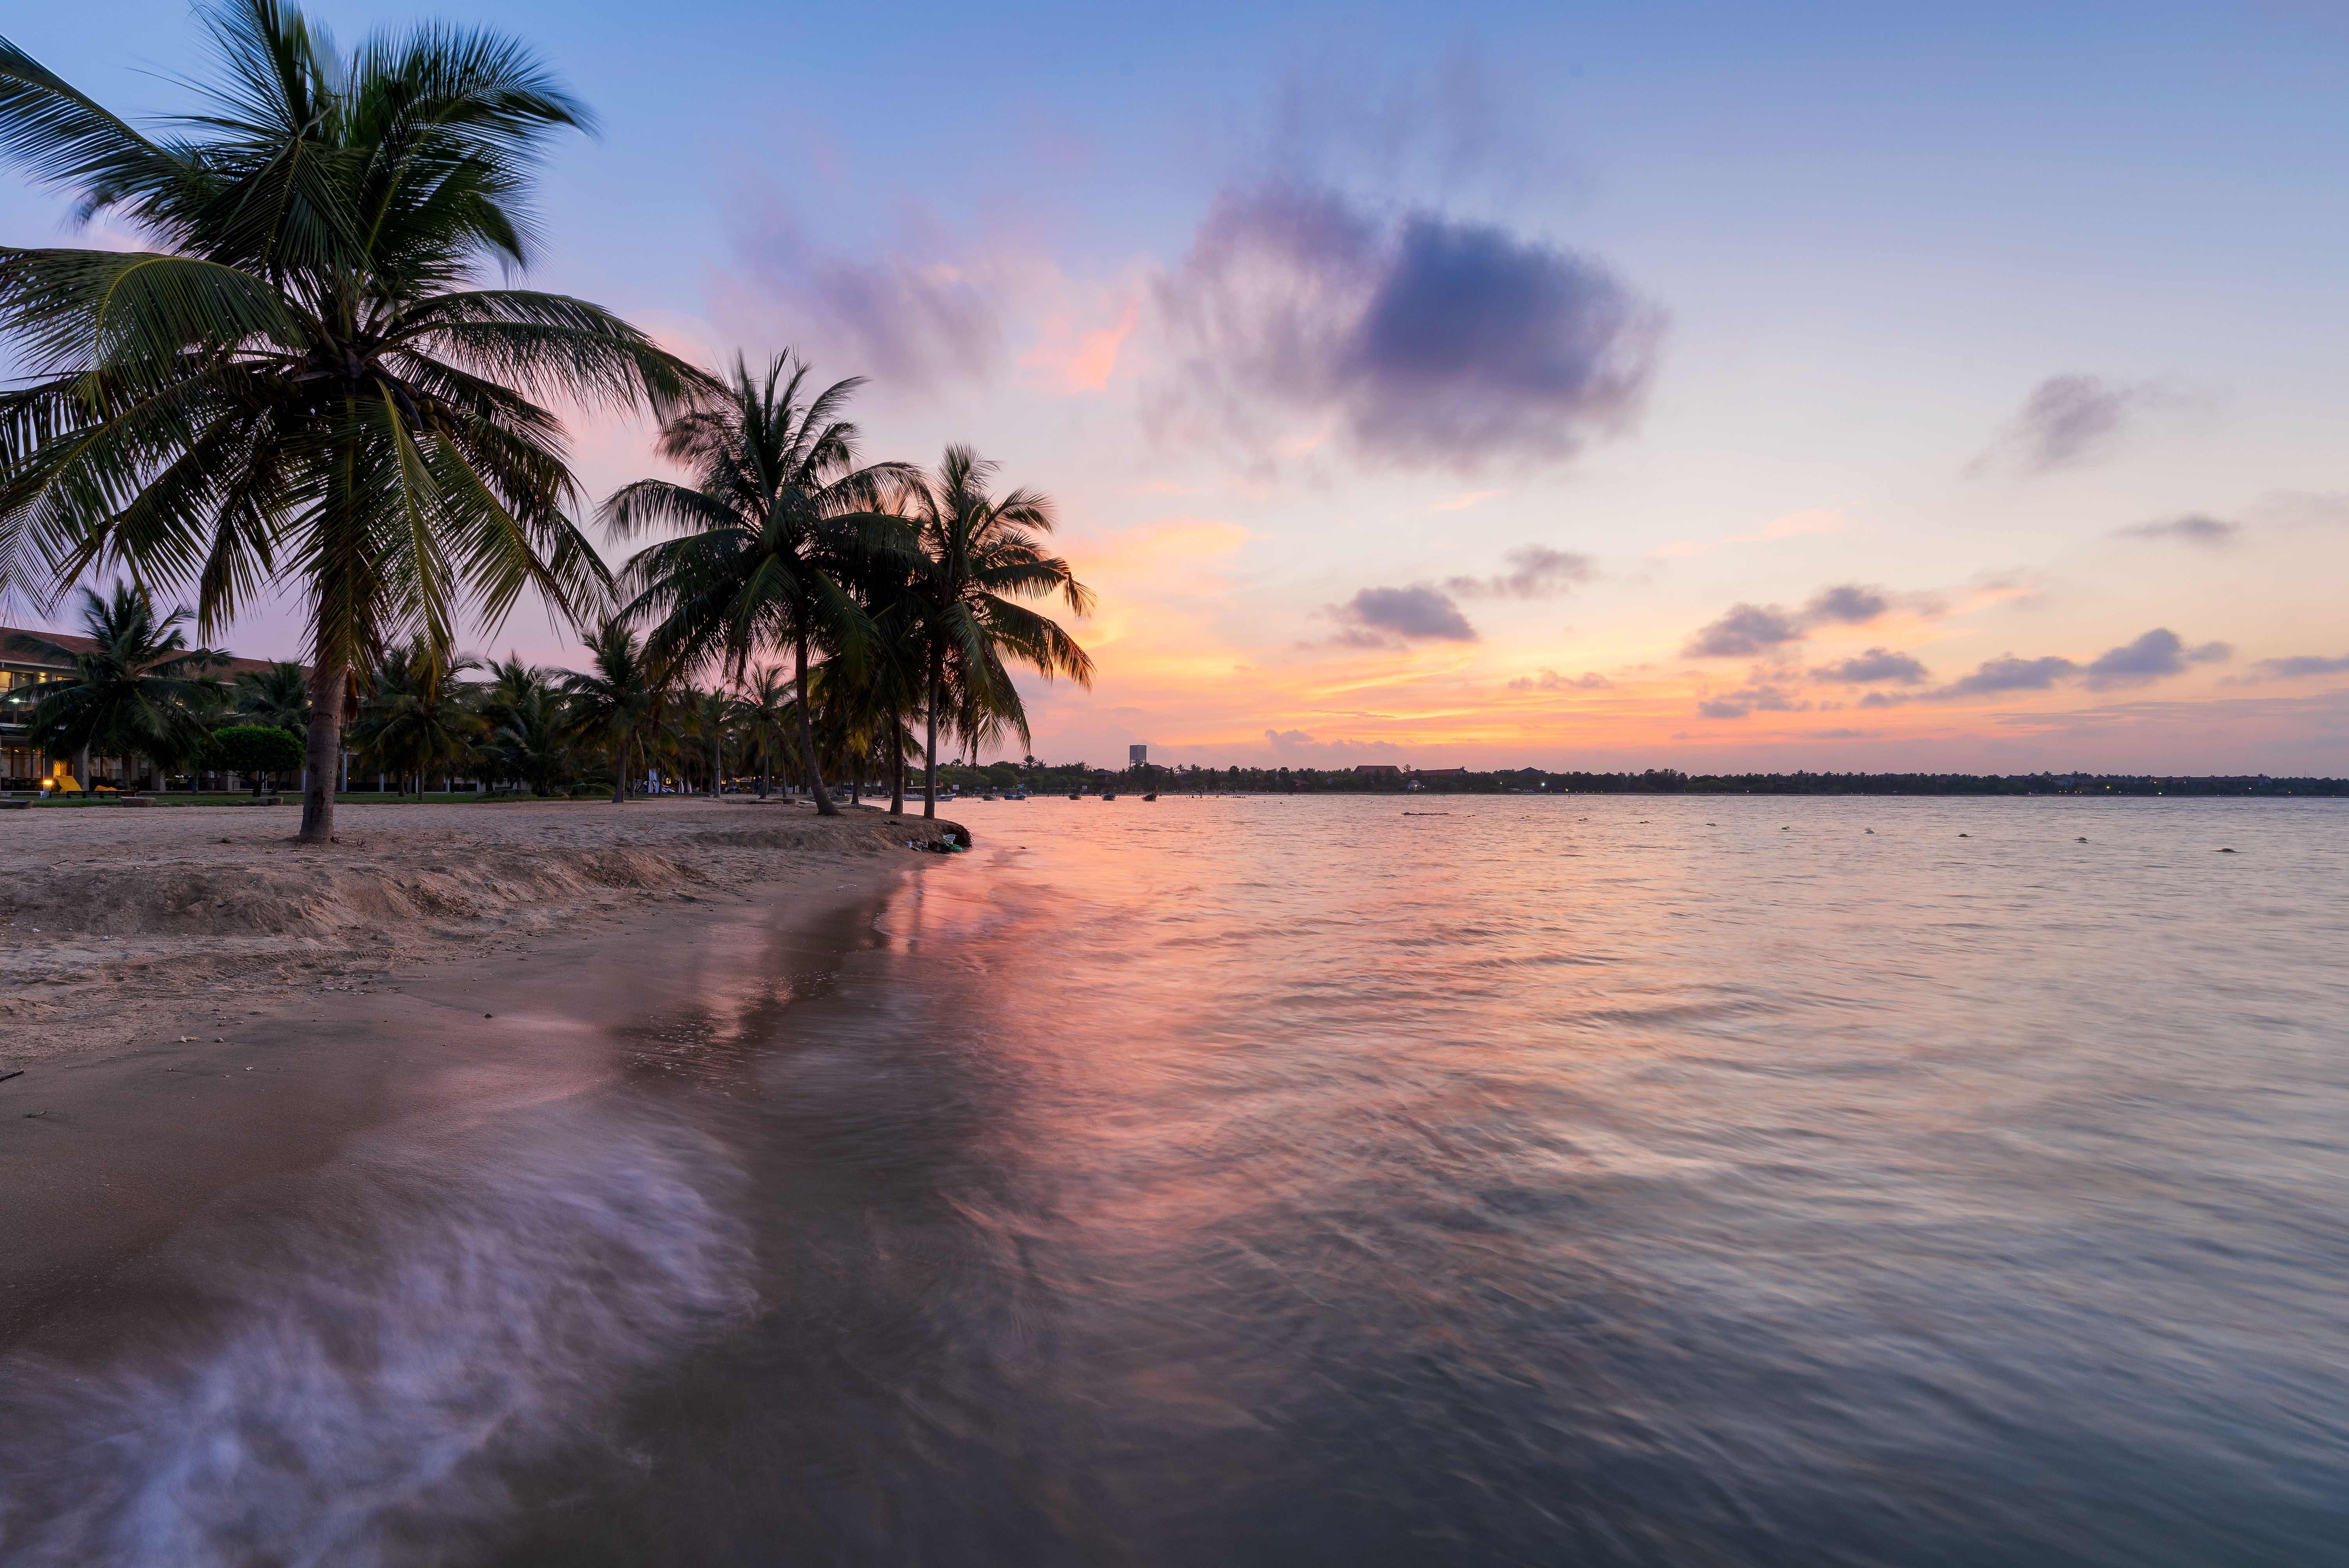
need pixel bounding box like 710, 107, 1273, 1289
0, 797, 966, 1345
0, 796, 966, 1068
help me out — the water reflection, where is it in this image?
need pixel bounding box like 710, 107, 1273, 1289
9, 796, 2348, 1566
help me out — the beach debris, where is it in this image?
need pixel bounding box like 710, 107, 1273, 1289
2077, 837, 2088, 843
0, 1069, 21, 1084
24, 1110, 44, 1118
1865, 828, 1875, 834
485, 1012, 494, 1017
2218, 847, 2237, 853
1958, 833, 1969, 837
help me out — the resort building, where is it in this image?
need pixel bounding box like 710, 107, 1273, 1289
0, 624, 291, 792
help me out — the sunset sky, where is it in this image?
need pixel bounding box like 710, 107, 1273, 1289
6, 0, 2347, 773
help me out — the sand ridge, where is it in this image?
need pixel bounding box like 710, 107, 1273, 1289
0, 797, 966, 1066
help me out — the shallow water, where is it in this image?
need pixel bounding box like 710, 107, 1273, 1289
5, 795, 2347, 1565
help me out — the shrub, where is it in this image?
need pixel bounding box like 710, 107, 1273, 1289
208, 724, 305, 789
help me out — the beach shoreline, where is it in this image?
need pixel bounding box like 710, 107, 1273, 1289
0, 796, 965, 1069
0, 796, 963, 1347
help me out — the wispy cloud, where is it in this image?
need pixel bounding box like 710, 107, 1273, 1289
1813, 647, 1930, 684
2117, 513, 2239, 546
2250, 652, 2349, 680
1650, 508, 1847, 559
1444, 545, 1592, 599
1432, 489, 1505, 512
1508, 668, 1612, 691
1970, 374, 2187, 475
1152, 181, 1660, 469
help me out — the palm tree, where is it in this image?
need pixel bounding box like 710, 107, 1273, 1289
901, 445, 1094, 818
346, 638, 482, 795
678, 685, 732, 794
232, 660, 312, 732
478, 654, 571, 795
560, 617, 661, 805
6, 583, 225, 786
0, 0, 709, 845
729, 663, 793, 798
605, 351, 906, 817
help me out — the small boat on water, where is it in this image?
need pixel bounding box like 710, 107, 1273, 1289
1142, 793, 1157, 801
1101, 791, 1118, 801
1007, 788, 1027, 800
1068, 790, 1082, 800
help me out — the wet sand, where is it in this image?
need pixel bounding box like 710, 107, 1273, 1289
0, 797, 962, 1347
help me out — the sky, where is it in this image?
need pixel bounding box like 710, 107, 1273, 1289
4, 0, 2347, 773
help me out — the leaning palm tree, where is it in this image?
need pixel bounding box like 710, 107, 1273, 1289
900, 445, 1094, 818
7, 583, 225, 785
560, 617, 662, 805
346, 638, 482, 796
0, 0, 709, 844
605, 351, 907, 817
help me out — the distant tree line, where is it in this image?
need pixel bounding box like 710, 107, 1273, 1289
966, 762, 2349, 797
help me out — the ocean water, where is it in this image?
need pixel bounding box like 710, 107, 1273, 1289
5, 795, 2347, 1565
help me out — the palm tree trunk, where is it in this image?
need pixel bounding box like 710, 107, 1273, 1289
888, 697, 905, 816
796, 624, 837, 817
612, 733, 627, 804
923, 645, 941, 821
298, 656, 349, 842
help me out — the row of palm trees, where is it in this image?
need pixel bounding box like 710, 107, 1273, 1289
0, 0, 1087, 843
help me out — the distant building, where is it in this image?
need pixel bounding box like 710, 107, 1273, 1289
1414, 767, 1469, 779
1353, 764, 1403, 779
1129, 743, 1148, 766
2, 624, 289, 791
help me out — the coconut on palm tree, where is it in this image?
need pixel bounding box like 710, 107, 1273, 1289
0, 0, 711, 843
7, 584, 226, 788
606, 351, 906, 818
899, 445, 1093, 818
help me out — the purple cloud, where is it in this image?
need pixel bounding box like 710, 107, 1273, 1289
1977, 374, 2169, 474
1940, 654, 2081, 695
1508, 667, 1611, 691
1155, 182, 1660, 466
1681, 583, 1895, 658
1813, 647, 1930, 684
719, 209, 1003, 391
1445, 545, 1593, 599
2252, 652, 2349, 679
1335, 584, 1477, 641
2081, 627, 2231, 690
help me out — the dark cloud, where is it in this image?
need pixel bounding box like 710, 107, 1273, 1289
2117, 514, 2239, 546
1941, 654, 2081, 696
1445, 545, 1593, 599
1804, 583, 1889, 624
1975, 374, 2167, 474
1682, 603, 1807, 658
1155, 182, 1660, 466
2082, 627, 2231, 690
1335, 584, 1477, 641
2252, 652, 2349, 679
1508, 667, 1611, 691
1813, 648, 1930, 684
1681, 583, 1895, 658
722, 210, 1002, 391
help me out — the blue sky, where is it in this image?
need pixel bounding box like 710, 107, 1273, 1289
5, 0, 2347, 770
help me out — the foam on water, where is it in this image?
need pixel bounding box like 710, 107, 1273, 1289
0, 1105, 753, 1567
